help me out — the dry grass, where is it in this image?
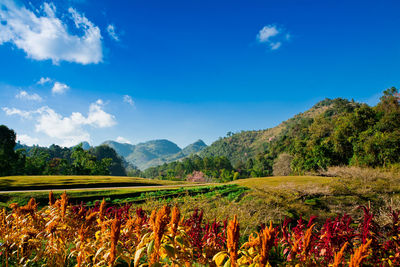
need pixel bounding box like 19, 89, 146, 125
231, 176, 332, 188
322, 166, 400, 180
0, 175, 186, 190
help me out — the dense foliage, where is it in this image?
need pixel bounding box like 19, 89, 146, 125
268, 87, 400, 172
0, 125, 127, 176
141, 155, 238, 182
124, 88, 400, 181
2, 192, 400, 266
193, 88, 400, 177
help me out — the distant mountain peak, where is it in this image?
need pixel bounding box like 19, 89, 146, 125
182, 139, 207, 156
102, 138, 208, 170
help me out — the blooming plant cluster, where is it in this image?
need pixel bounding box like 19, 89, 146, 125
1, 192, 400, 266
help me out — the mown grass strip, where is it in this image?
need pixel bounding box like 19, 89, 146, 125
0, 184, 247, 208
0, 175, 184, 191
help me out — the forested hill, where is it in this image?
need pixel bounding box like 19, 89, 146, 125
200, 97, 352, 166
143, 88, 400, 180
200, 87, 400, 173
102, 139, 207, 170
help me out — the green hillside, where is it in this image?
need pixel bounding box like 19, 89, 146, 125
200, 98, 349, 166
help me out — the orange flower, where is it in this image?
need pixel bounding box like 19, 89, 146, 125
332, 242, 348, 267
349, 239, 372, 267
302, 223, 315, 255
99, 198, 106, 221
109, 217, 121, 267
60, 191, 68, 219
85, 210, 97, 225
259, 221, 276, 267
149, 209, 156, 227
227, 215, 240, 267
49, 191, 55, 206
150, 205, 171, 264
170, 205, 180, 237
242, 233, 260, 248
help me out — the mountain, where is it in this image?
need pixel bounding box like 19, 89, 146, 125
199, 98, 358, 166
102, 141, 135, 158
182, 139, 207, 155
102, 139, 207, 170
79, 141, 91, 150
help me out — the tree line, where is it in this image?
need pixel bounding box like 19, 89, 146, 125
0, 125, 128, 177
134, 87, 400, 181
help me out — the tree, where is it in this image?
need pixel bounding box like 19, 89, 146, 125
71, 145, 97, 175
0, 125, 18, 176
91, 145, 126, 176
273, 153, 293, 176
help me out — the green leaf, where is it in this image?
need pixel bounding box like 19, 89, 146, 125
147, 239, 155, 257
134, 247, 146, 267
223, 258, 231, 267
163, 244, 175, 258
175, 235, 190, 247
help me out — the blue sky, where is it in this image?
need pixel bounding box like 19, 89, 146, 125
0, 0, 399, 147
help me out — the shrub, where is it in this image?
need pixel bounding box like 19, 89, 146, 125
273, 153, 293, 176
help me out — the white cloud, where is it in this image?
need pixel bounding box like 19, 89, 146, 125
123, 95, 134, 106
257, 25, 279, 43
52, 82, 69, 94
116, 136, 132, 144
106, 24, 119, 41
270, 42, 281, 50
86, 99, 116, 127
34, 106, 91, 147
3, 99, 116, 147
257, 24, 290, 50
37, 77, 52, 85
16, 90, 42, 101
17, 134, 39, 146
0, 0, 103, 64
2, 107, 34, 118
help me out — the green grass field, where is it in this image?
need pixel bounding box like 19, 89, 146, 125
0, 175, 185, 191
231, 175, 332, 188
0, 175, 331, 210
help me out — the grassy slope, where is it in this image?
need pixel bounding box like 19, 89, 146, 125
199, 102, 332, 165
232, 175, 332, 187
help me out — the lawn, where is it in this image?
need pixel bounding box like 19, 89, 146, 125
0, 175, 185, 191
232, 175, 332, 188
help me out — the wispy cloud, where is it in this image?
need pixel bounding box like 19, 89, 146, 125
52, 82, 70, 95
17, 134, 39, 146
257, 24, 290, 50
3, 99, 116, 147
16, 90, 42, 101
123, 95, 134, 106
2, 107, 34, 119
37, 77, 52, 85
0, 1, 103, 64
107, 24, 120, 41
116, 136, 132, 144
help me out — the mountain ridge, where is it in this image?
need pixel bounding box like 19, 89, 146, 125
102, 139, 207, 170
